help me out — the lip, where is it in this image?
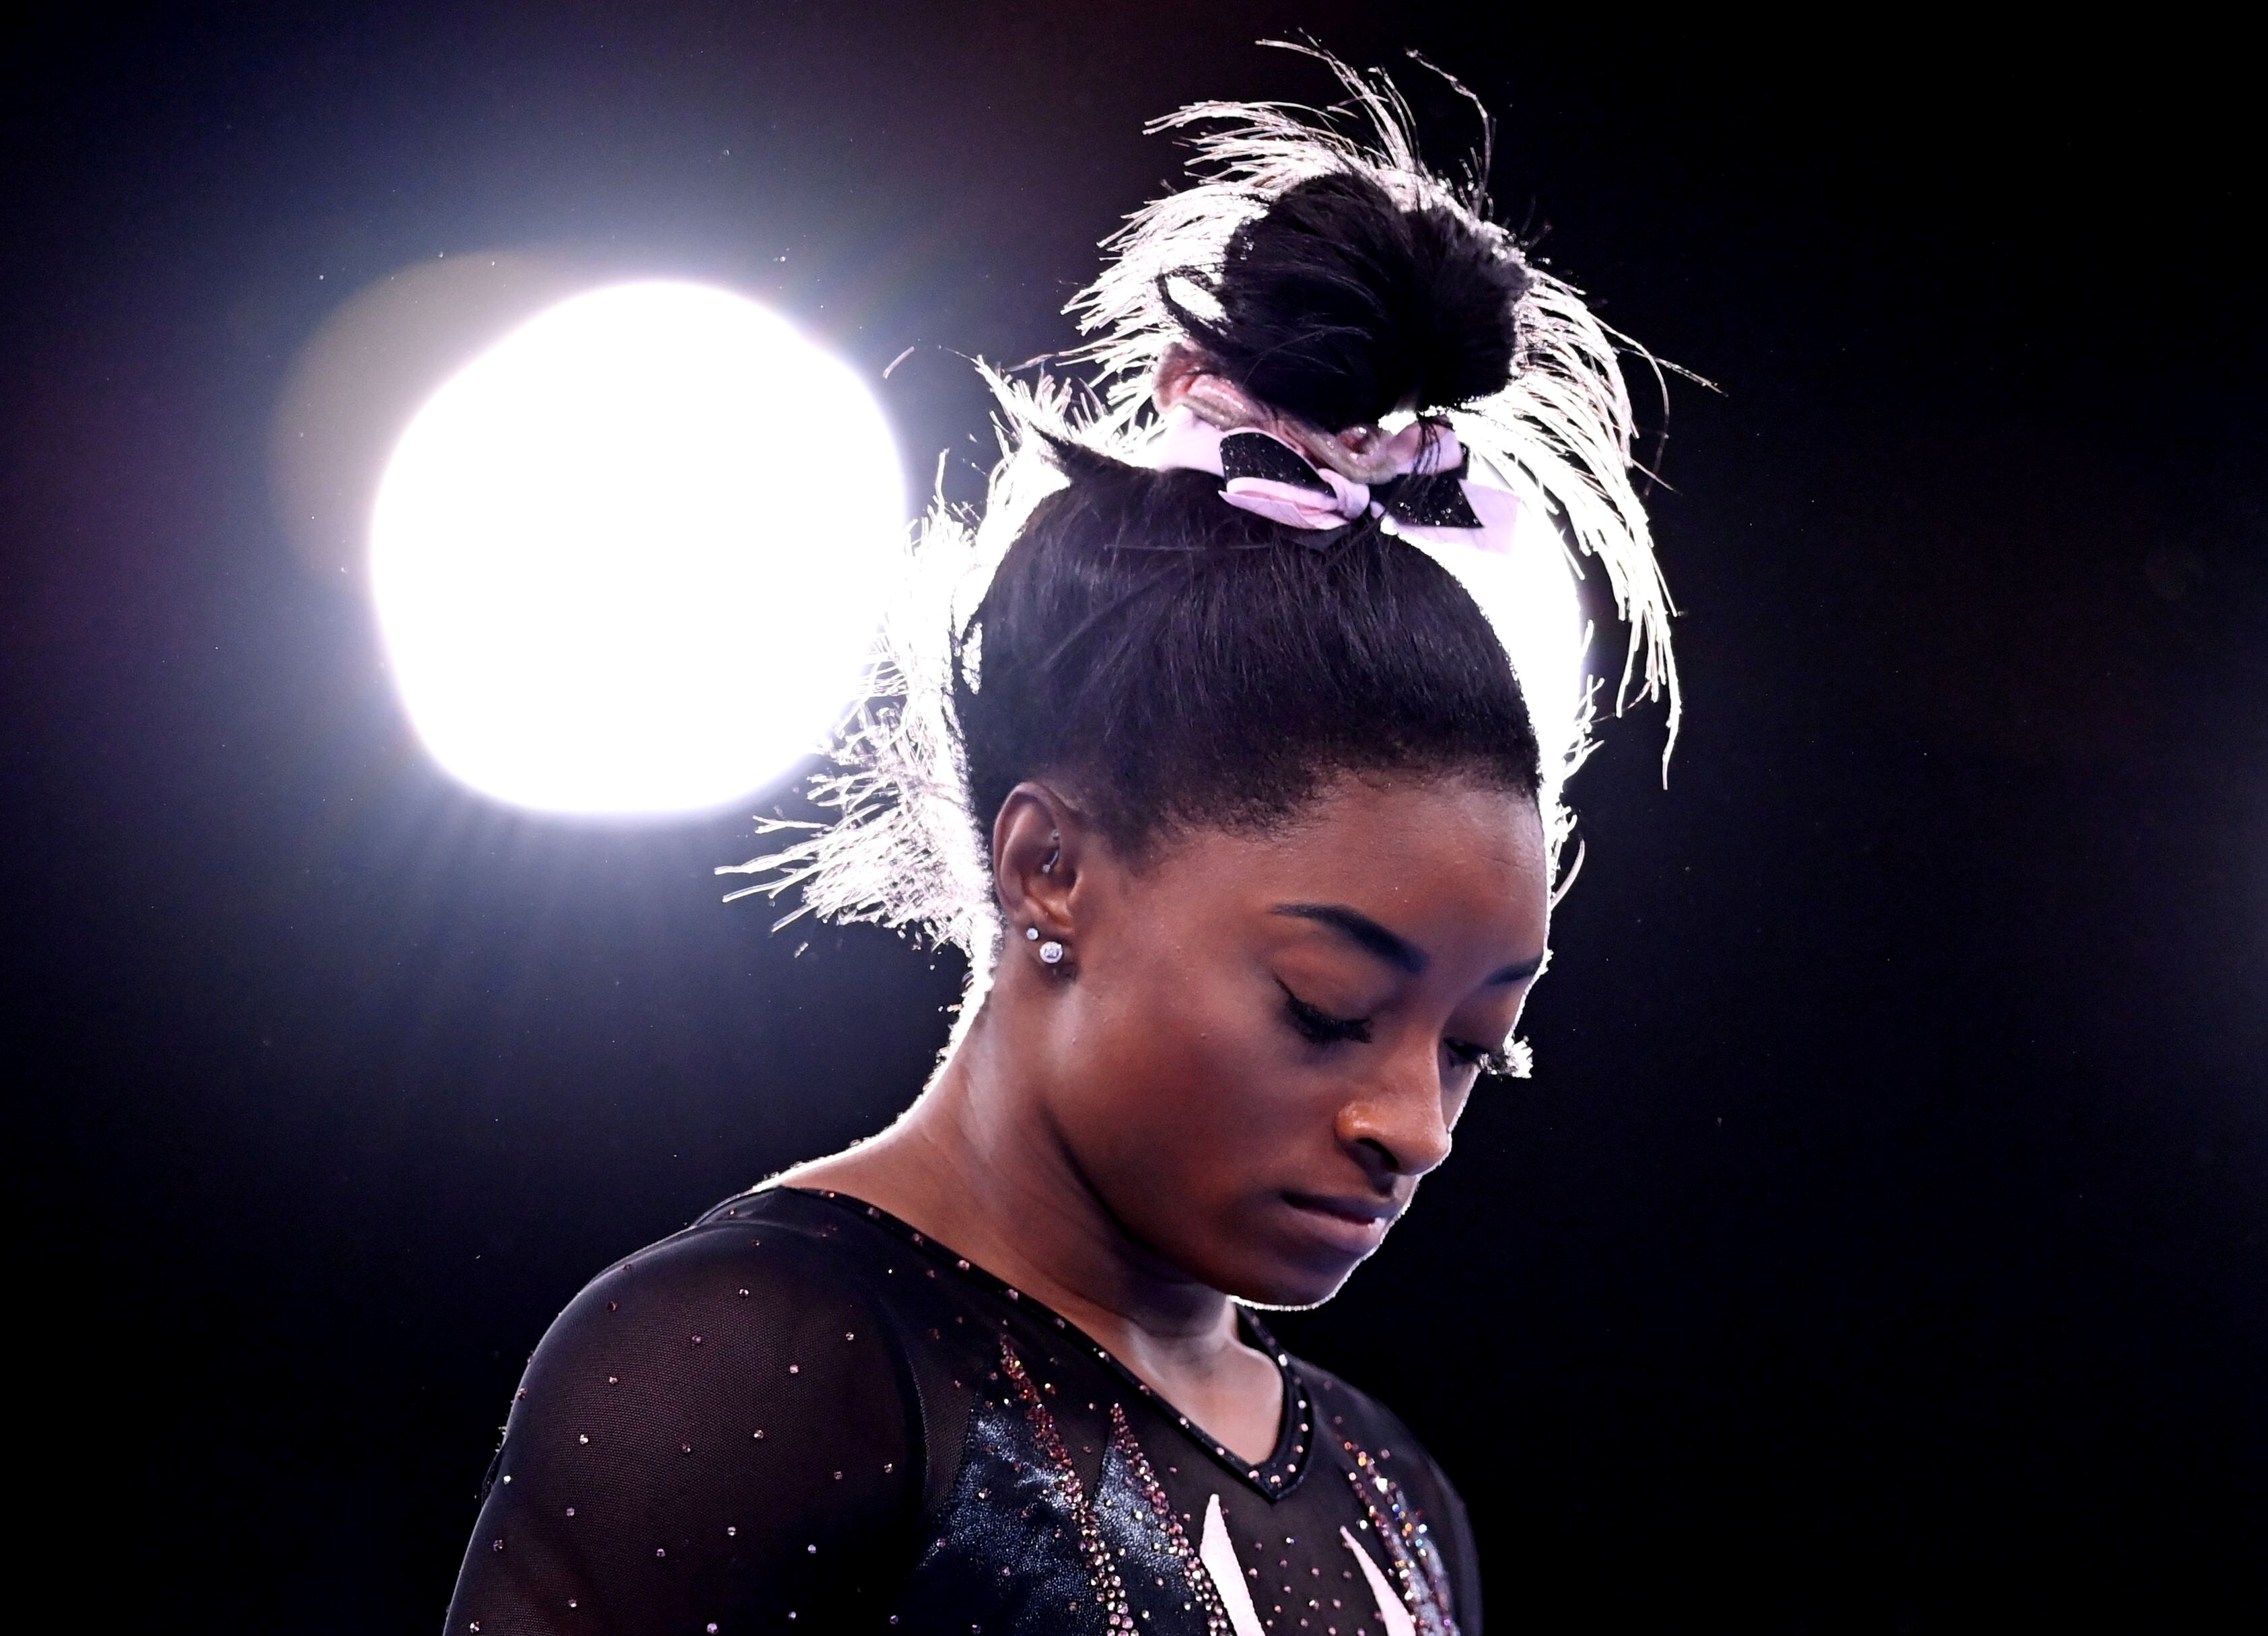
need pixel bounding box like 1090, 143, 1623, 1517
1279, 1191, 1402, 1257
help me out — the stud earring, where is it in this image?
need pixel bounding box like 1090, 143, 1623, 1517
1024, 926, 1065, 965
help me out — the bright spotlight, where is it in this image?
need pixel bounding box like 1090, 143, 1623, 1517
370, 281, 904, 815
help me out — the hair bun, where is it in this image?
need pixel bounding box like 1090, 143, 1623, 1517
1160, 170, 1530, 433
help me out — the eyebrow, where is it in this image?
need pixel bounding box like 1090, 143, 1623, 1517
1270, 903, 1545, 987
1271, 903, 1426, 973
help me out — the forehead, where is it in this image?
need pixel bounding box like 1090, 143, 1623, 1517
1144, 773, 1551, 951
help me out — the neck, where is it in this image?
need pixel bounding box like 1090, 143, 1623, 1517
785, 1002, 1240, 1369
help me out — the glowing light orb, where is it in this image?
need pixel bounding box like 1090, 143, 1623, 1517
371, 281, 903, 814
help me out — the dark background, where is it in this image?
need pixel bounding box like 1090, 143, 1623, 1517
6, 5, 2262, 1630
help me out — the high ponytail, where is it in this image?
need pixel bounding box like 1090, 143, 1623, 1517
723, 48, 1679, 1036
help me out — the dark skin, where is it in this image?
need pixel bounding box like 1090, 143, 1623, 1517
787, 768, 1551, 1465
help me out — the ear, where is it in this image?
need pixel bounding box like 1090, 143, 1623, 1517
990, 781, 1094, 951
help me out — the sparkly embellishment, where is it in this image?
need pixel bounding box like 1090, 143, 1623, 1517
565, 1507, 575, 1517
726, 1526, 736, 1536
1342, 1442, 1457, 1634
577, 1434, 590, 1445
788, 1365, 799, 1374
753, 1429, 765, 1439
606, 1302, 617, 1312
806, 1544, 817, 1554
681, 1443, 693, 1454
655, 1547, 666, 1558
1110, 1402, 1236, 1634
995, 1337, 1133, 1631
491, 1538, 504, 1552
690, 1335, 704, 1345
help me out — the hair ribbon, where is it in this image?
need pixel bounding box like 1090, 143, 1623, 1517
1146, 404, 1522, 556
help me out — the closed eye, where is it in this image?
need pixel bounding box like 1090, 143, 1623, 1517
1445, 1037, 1519, 1077
1278, 983, 1372, 1046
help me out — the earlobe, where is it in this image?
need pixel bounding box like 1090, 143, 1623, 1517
990, 783, 1088, 970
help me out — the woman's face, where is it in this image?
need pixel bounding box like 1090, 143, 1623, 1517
1039, 770, 1551, 1308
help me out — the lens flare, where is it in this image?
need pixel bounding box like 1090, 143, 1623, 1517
370, 281, 903, 815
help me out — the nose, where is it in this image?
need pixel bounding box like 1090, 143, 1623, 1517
1335, 1044, 1454, 1182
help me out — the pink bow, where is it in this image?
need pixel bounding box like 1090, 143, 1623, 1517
1219, 466, 1373, 528
1149, 406, 1512, 542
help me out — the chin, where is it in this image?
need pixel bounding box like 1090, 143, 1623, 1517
1233, 1271, 1358, 1312
1139, 1195, 1390, 1310
1215, 1242, 1374, 1311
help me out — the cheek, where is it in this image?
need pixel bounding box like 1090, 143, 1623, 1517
1060, 948, 1315, 1200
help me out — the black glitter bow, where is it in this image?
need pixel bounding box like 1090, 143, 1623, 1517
1217, 429, 1484, 530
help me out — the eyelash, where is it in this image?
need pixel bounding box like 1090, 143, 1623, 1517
1446, 1039, 1518, 1078
1280, 985, 1371, 1046
1278, 984, 1512, 1076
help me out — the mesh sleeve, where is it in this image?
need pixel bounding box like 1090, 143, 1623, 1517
441, 1219, 921, 1635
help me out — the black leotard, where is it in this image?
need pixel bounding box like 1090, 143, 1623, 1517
444, 1186, 1479, 1635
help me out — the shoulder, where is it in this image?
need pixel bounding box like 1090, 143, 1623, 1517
518, 1187, 913, 1427
1290, 1353, 1484, 1627
445, 1189, 923, 1633
491, 1186, 927, 1530
573, 1185, 893, 1321
1291, 1355, 1458, 1497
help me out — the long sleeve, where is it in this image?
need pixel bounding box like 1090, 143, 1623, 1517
443, 1215, 921, 1635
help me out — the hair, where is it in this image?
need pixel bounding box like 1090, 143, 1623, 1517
723, 49, 1678, 1009
956, 444, 1541, 862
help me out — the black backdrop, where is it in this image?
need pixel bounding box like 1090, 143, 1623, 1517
6, 6, 2261, 1631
